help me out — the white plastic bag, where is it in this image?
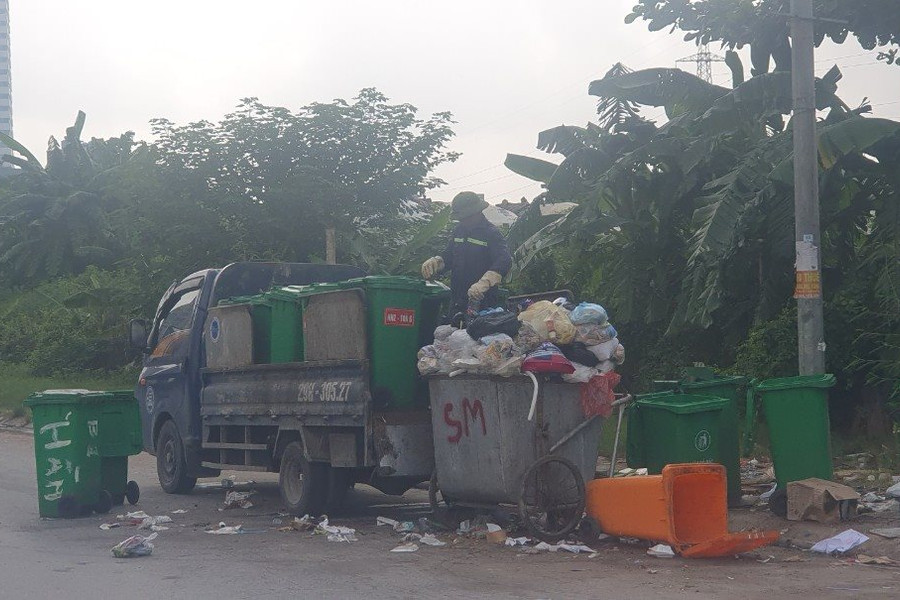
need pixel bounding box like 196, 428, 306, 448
588, 337, 619, 362
562, 363, 598, 384
517, 301, 576, 345
574, 323, 617, 346
433, 325, 456, 341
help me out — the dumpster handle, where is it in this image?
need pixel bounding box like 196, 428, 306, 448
526, 371, 539, 421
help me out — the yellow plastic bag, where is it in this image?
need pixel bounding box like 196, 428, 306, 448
517, 301, 576, 345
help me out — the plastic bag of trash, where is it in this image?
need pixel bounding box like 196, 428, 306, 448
522, 342, 575, 375
596, 360, 616, 374
517, 301, 576, 345
467, 310, 521, 341
569, 302, 609, 326
612, 343, 625, 365
111, 533, 157, 558
588, 337, 619, 362
417, 345, 441, 375
561, 341, 600, 367
563, 363, 598, 384
433, 325, 456, 342
580, 372, 621, 418
447, 330, 479, 359
574, 323, 617, 346
514, 322, 542, 352
475, 334, 518, 371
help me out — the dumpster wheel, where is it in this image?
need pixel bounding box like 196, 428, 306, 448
518, 455, 585, 542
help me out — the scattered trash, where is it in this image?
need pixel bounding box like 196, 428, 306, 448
504, 537, 531, 547
376, 516, 399, 528
861, 492, 885, 503
486, 523, 507, 545
139, 515, 173, 530
886, 481, 900, 499
861, 499, 900, 513
531, 541, 596, 554
117, 511, 150, 525
810, 529, 869, 555
315, 516, 357, 542
99, 522, 120, 530
856, 554, 900, 567
390, 542, 419, 553
418, 534, 447, 547
223, 491, 255, 509
760, 484, 778, 501
647, 544, 676, 558
787, 478, 859, 523
393, 521, 416, 534
207, 522, 244, 535
172, 509, 188, 514
870, 527, 900, 539
111, 533, 157, 558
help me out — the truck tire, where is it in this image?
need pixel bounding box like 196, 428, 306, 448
156, 420, 197, 494
279, 441, 327, 516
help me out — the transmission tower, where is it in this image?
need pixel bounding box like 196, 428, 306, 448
676, 43, 725, 83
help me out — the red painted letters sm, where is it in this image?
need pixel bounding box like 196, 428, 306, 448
443, 398, 487, 443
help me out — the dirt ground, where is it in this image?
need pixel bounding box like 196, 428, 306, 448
2, 427, 899, 599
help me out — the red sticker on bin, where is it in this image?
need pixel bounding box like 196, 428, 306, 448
384, 308, 415, 327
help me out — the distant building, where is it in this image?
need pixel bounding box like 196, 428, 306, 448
0, 0, 11, 158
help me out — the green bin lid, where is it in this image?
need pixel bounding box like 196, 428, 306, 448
682, 376, 748, 389
24, 389, 131, 407
754, 374, 835, 392
219, 294, 270, 306
343, 276, 425, 290
636, 394, 729, 414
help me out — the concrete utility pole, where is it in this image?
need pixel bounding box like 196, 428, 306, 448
790, 0, 826, 374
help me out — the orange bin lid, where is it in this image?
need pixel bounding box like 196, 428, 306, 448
680, 530, 780, 558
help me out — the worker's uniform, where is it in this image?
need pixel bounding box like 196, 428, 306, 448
441, 215, 512, 312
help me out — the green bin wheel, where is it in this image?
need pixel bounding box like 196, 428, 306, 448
768, 488, 788, 518
95, 490, 113, 514
57, 496, 81, 519
126, 480, 140, 505
519, 455, 585, 543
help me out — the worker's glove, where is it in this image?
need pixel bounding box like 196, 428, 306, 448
421, 256, 444, 280
467, 270, 502, 302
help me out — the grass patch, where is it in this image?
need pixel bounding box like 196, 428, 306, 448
0, 362, 138, 420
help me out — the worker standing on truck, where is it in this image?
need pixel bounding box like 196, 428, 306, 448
421, 191, 513, 315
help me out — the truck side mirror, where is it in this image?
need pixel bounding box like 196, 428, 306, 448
129, 319, 149, 351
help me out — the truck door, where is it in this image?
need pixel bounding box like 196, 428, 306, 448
138, 279, 203, 459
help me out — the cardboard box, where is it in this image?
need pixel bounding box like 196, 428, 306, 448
787, 478, 859, 523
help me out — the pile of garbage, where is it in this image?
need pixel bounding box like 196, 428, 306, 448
417, 299, 625, 383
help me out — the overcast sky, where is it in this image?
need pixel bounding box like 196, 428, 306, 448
10, 0, 900, 204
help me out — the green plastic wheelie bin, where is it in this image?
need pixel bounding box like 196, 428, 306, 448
25, 390, 141, 517
626, 394, 740, 504
755, 374, 836, 516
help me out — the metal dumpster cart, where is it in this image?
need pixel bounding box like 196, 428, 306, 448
428, 374, 614, 541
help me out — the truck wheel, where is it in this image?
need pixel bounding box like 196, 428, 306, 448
156, 420, 197, 494
279, 441, 327, 516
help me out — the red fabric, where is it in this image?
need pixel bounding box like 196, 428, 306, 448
580, 372, 621, 418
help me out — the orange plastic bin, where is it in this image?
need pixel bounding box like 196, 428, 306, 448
585, 464, 778, 558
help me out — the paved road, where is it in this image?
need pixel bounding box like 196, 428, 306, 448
1, 429, 898, 599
